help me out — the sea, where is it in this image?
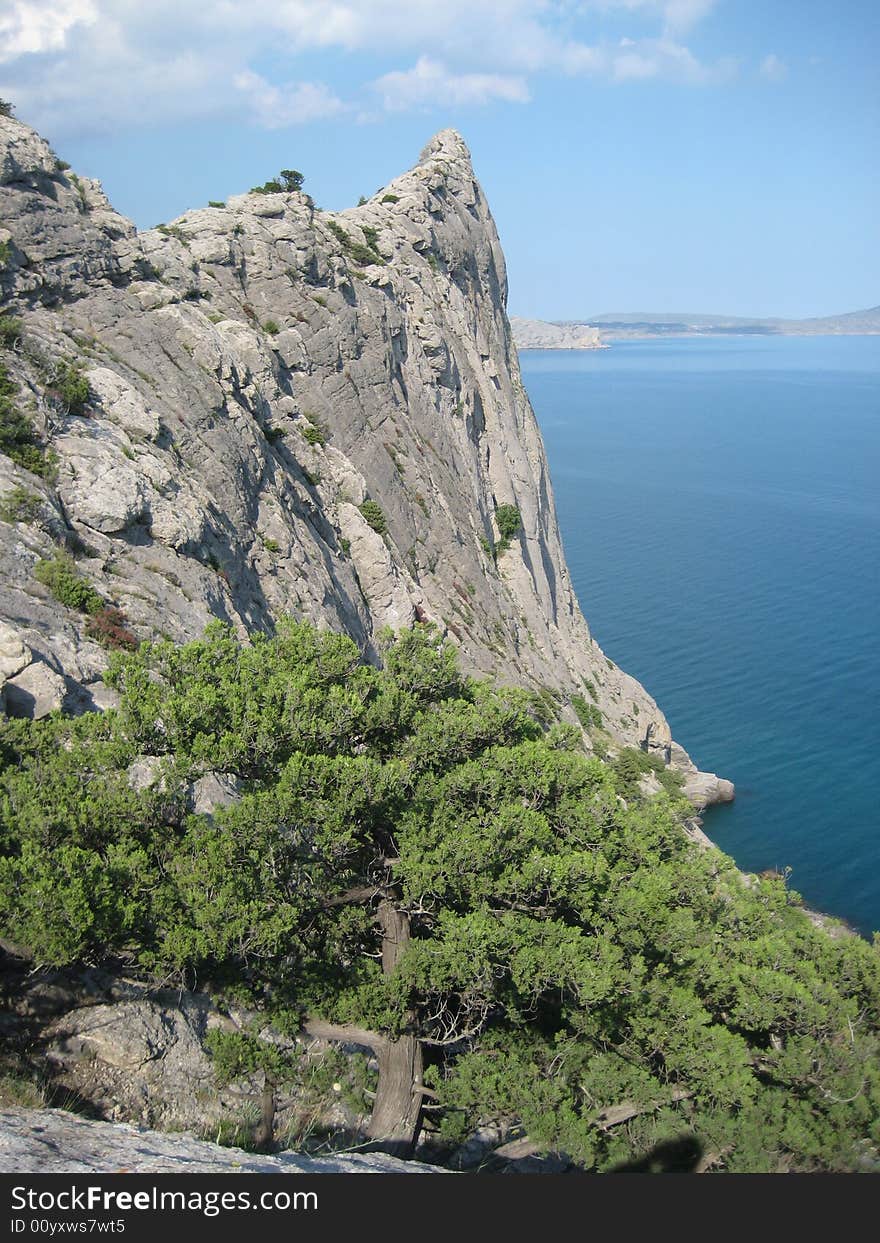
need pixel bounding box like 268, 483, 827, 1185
520, 335, 880, 937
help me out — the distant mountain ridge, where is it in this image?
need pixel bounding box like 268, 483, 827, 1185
513, 306, 880, 347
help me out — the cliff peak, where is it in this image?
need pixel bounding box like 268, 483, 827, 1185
0, 116, 729, 803
418, 128, 473, 169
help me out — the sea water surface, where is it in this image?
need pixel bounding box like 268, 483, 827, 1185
520, 336, 880, 936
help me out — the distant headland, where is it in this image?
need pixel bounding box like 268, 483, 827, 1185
511, 306, 880, 348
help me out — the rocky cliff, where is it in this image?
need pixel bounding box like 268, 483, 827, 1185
0, 113, 730, 803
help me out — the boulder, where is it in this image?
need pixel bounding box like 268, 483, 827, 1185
3, 660, 67, 718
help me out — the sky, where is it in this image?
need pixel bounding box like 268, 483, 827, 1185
1, 1, 877, 319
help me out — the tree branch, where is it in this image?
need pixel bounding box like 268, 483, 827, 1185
302, 1016, 386, 1052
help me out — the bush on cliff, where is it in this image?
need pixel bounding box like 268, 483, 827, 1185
0, 620, 878, 1171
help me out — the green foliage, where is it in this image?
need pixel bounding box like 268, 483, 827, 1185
279, 170, 304, 192
0, 99, 14, 118
0, 362, 51, 477
205, 1028, 295, 1087
67, 173, 88, 211
359, 499, 387, 535
0, 485, 41, 524
1, 621, 878, 1172
250, 170, 302, 196
381, 194, 399, 204
0, 316, 23, 347
571, 693, 602, 731
260, 536, 280, 553
494, 503, 522, 552
300, 423, 325, 446
262, 319, 281, 336
610, 746, 684, 800
327, 219, 385, 267
156, 224, 187, 242
208, 201, 225, 208
51, 360, 90, 415
34, 554, 104, 615
0, 241, 10, 268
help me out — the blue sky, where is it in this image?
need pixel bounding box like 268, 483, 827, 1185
1, 1, 877, 319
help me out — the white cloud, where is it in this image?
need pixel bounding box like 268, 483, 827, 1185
759, 53, 788, 83
585, 0, 717, 35
0, 0, 733, 136
0, 0, 97, 64
374, 56, 529, 111
233, 71, 346, 128
612, 35, 734, 83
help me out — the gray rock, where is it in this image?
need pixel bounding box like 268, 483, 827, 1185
682, 771, 736, 809
189, 771, 241, 815
0, 621, 31, 681
4, 659, 67, 718
0, 1108, 445, 1173
0, 112, 729, 797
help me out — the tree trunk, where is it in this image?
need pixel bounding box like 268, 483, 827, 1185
253, 1074, 276, 1152
365, 900, 424, 1157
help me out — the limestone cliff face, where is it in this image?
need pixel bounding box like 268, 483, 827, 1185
0, 114, 730, 800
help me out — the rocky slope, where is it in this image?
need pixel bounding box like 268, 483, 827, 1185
0, 1108, 442, 1173
0, 112, 730, 803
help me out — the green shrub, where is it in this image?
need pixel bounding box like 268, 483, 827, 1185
51, 361, 90, 416
0, 363, 51, 476
264, 426, 285, 445
34, 555, 104, 614
0, 485, 41, 524
359, 499, 387, 535
381, 194, 399, 204
327, 219, 384, 267
208, 200, 225, 208
0, 316, 23, 348
0, 99, 14, 118
495, 504, 521, 543
571, 693, 602, 731
68, 173, 88, 211
250, 171, 301, 196
156, 224, 186, 241
610, 746, 684, 800
300, 424, 325, 447
261, 536, 280, 554
263, 319, 280, 336
0, 241, 11, 268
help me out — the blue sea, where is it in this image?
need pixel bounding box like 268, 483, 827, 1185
520, 336, 880, 937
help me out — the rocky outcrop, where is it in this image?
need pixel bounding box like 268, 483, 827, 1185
0, 113, 729, 796
509, 316, 606, 350
0, 1109, 444, 1173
